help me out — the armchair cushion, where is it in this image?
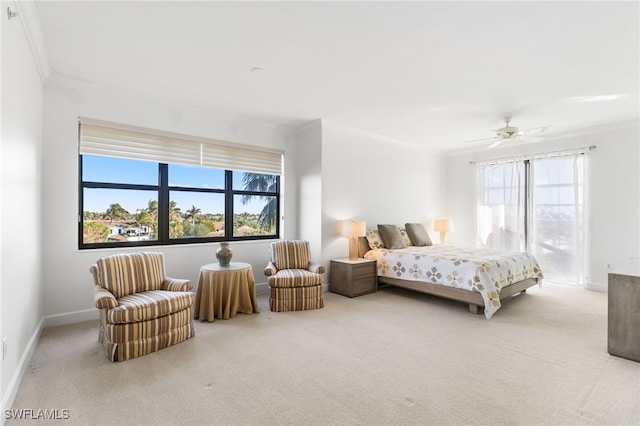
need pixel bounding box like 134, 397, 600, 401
97, 252, 166, 298
107, 290, 194, 324
267, 269, 324, 288
271, 240, 311, 270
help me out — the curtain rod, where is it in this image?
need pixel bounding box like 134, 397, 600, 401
469, 145, 597, 165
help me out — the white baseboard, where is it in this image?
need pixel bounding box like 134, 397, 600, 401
255, 281, 269, 296
0, 318, 44, 424
585, 282, 607, 292
43, 308, 99, 328
544, 280, 608, 293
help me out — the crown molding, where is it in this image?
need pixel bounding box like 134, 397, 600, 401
322, 121, 443, 155
13, 0, 50, 81
543, 119, 639, 140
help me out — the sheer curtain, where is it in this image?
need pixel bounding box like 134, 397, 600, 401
476, 152, 589, 285
529, 154, 588, 285
476, 161, 526, 252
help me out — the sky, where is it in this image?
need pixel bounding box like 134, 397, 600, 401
82, 156, 270, 215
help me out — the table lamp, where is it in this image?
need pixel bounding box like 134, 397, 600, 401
341, 220, 367, 260
434, 219, 453, 245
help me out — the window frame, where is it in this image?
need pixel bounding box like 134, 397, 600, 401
78, 156, 280, 250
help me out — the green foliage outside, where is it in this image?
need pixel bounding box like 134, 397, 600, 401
83, 172, 278, 242
83, 221, 111, 243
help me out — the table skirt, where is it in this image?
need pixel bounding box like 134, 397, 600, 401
195, 266, 260, 322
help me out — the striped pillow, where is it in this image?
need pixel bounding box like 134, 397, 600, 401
270, 240, 311, 270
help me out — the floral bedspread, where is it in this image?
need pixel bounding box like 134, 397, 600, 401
364, 245, 544, 319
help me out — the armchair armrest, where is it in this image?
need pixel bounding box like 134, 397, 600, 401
308, 263, 325, 274
162, 277, 193, 292
94, 285, 118, 310
89, 264, 101, 286
264, 262, 278, 276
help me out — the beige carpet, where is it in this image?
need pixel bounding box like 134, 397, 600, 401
7, 283, 640, 425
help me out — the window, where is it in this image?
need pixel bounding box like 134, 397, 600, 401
78, 119, 282, 249
529, 156, 586, 284
476, 152, 588, 284
476, 161, 526, 252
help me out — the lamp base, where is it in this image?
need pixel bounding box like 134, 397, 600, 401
439, 231, 447, 245
348, 237, 359, 260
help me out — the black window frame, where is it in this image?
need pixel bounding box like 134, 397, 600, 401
78, 155, 280, 249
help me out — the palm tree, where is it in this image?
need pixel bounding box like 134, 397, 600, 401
142, 199, 159, 237
168, 200, 183, 238
136, 209, 153, 227
146, 200, 158, 220
105, 203, 129, 225
168, 200, 182, 222
241, 173, 278, 231
185, 205, 202, 226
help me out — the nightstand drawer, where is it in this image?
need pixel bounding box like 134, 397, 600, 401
352, 276, 376, 295
351, 262, 376, 278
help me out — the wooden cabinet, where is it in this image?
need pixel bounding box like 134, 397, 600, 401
330, 258, 377, 297
608, 273, 640, 363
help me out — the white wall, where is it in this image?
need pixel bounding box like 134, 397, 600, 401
1, 1, 44, 412
40, 80, 448, 318
41, 76, 298, 324
295, 120, 323, 266
445, 121, 640, 290
320, 123, 445, 271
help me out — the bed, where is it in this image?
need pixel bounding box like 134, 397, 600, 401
357, 236, 543, 319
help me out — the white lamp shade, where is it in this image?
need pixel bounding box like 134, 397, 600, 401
433, 219, 453, 233
341, 220, 367, 237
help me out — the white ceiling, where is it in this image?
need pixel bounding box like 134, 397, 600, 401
34, 1, 639, 152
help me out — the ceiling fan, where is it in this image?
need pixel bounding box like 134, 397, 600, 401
466, 118, 552, 148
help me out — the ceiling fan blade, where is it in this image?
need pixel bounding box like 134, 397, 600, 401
517, 135, 543, 143
520, 126, 552, 136
463, 136, 499, 144
468, 120, 551, 148
488, 139, 503, 148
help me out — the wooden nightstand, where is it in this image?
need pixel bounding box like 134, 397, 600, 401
330, 258, 377, 297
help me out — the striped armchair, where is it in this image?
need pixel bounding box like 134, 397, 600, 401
264, 240, 325, 312
90, 252, 195, 362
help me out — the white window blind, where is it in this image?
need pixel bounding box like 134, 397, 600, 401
201, 143, 282, 174
79, 118, 283, 175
